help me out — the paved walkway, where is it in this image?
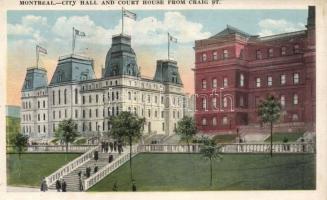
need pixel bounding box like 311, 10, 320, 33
7, 186, 56, 192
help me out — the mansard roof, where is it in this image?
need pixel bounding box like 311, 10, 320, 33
22, 67, 48, 91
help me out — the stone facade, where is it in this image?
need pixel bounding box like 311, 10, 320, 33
194, 7, 315, 134
21, 34, 185, 140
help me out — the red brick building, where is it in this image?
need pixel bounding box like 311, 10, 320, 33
194, 7, 315, 134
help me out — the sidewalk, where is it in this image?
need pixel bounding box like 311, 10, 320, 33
7, 186, 56, 192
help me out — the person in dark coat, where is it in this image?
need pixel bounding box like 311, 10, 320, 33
94, 164, 98, 173
55, 179, 61, 192
101, 142, 105, 153
132, 181, 136, 192
61, 179, 67, 192
94, 150, 99, 162
79, 177, 84, 191
40, 177, 48, 192
112, 181, 118, 191
109, 154, 113, 163
105, 142, 109, 153
78, 170, 82, 178
113, 141, 117, 152
109, 142, 113, 152
86, 166, 91, 178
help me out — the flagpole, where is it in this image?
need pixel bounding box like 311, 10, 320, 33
36, 45, 39, 68
122, 7, 124, 35
168, 33, 170, 60
72, 27, 75, 54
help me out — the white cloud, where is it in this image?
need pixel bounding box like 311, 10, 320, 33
258, 19, 305, 36
7, 15, 47, 42
51, 12, 211, 46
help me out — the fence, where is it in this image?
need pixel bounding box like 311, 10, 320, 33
6, 145, 97, 153
137, 143, 315, 154
45, 145, 101, 187
83, 145, 139, 191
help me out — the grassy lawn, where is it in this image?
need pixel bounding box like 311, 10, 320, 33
89, 153, 315, 191
265, 132, 305, 142
213, 134, 236, 143
7, 153, 81, 187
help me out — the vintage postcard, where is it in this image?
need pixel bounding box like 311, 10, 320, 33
0, 0, 326, 199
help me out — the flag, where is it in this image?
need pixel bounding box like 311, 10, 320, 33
37, 45, 47, 54
75, 29, 86, 37
168, 33, 178, 43
123, 8, 137, 20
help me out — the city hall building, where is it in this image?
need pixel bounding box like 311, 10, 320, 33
194, 7, 315, 134
20, 34, 185, 140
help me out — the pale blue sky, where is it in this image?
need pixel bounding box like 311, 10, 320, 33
7, 9, 308, 105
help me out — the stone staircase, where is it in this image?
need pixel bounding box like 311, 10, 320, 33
48, 151, 119, 192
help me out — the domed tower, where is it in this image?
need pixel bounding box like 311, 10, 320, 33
103, 34, 140, 78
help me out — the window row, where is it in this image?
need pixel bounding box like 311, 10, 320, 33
201, 116, 229, 126
256, 44, 301, 60
254, 73, 300, 88
201, 77, 228, 89
52, 89, 68, 105
37, 100, 47, 109
22, 101, 32, 109
199, 49, 229, 62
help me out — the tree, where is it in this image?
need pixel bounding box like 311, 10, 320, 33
109, 111, 145, 190
200, 137, 222, 187
11, 133, 29, 177
257, 95, 281, 157
55, 119, 79, 160
175, 116, 197, 152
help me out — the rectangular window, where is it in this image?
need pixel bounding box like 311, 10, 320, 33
202, 53, 207, 62
162, 122, 165, 131
293, 73, 299, 84
256, 50, 262, 60
82, 96, 85, 104
213, 51, 218, 60
280, 74, 286, 85
281, 47, 286, 56
267, 76, 273, 86
280, 95, 286, 107
223, 77, 228, 87
240, 74, 244, 87
202, 79, 207, 89
268, 48, 274, 57
212, 78, 217, 88
294, 44, 300, 53
223, 49, 228, 59
75, 110, 78, 118
293, 94, 299, 105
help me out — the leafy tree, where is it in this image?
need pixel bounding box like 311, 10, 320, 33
55, 119, 79, 160
11, 133, 29, 177
175, 116, 197, 152
257, 95, 281, 157
109, 111, 145, 190
200, 137, 222, 187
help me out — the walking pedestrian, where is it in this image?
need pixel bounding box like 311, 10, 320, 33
78, 170, 82, 178
114, 141, 117, 152
40, 177, 48, 192
112, 181, 118, 191
108, 154, 113, 163
132, 180, 137, 192
109, 142, 113, 152
105, 142, 109, 153
79, 177, 84, 191
61, 179, 67, 192
86, 166, 91, 178
94, 150, 99, 162
55, 179, 61, 192
94, 164, 98, 173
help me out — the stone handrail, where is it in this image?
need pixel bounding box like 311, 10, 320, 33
45, 145, 101, 187
7, 145, 97, 153
138, 143, 315, 154
83, 145, 139, 191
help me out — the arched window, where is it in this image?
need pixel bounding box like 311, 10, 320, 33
202, 98, 207, 110
64, 89, 67, 104
223, 97, 228, 108
212, 78, 217, 88
212, 97, 217, 109
292, 114, 299, 121
222, 116, 228, 125
202, 79, 207, 89
293, 94, 298, 105
240, 74, 244, 87
202, 118, 207, 126
52, 91, 55, 105
212, 117, 217, 126
75, 88, 78, 104
58, 90, 61, 105
280, 95, 286, 107
223, 49, 228, 59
